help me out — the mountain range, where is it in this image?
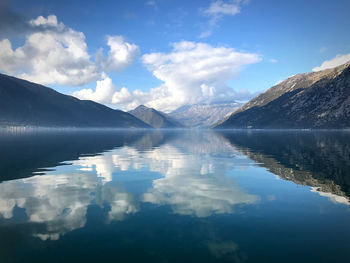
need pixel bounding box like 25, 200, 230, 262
216, 62, 350, 129
0, 73, 150, 128
1, 61, 350, 129
169, 102, 242, 128
128, 105, 183, 128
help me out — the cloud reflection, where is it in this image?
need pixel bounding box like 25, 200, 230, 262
142, 153, 259, 217
0, 171, 138, 240
0, 131, 259, 240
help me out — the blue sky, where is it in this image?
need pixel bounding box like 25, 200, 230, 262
1, 0, 350, 111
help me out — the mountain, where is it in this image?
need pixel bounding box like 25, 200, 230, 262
216, 62, 350, 129
0, 73, 150, 128
169, 102, 243, 128
128, 105, 183, 128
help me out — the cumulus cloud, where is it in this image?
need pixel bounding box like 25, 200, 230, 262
0, 15, 100, 86
128, 41, 260, 111
98, 36, 140, 72
73, 73, 149, 110
74, 41, 260, 111
313, 53, 350, 72
112, 87, 148, 108
142, 41, 261, 110
0, 15, 139, 86
73, 73, 116, 103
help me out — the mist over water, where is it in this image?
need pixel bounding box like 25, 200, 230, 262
0, 129, 349, 263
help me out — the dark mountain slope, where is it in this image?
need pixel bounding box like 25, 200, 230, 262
0, 73, 150, 128
216, 62, 350, 129
128, 105, 183, 128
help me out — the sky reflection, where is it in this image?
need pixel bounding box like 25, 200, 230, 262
0, 130, 349, 242
0, 131, 260, 240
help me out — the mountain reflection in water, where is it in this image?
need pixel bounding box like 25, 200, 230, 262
217, 130, 350, 204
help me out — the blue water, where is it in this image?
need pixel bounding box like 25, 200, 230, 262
0, 129, 349, 263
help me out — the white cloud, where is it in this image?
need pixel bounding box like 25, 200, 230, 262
73, 73, 149, 110
99, 35, 140, 72
112, 87, 147, 107
200, 0, 247, 38
0, 15, 140, 87
204, 0, 244, 17
313, 53, 350, 72
29, 14, 60, 27
269, 58, 278, 63
74, 41, 260, 112
73, 73, 116, 104
140, 41, 260, 111
0, 15, 100, 86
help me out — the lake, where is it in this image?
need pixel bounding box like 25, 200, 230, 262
0, 129, 349, 263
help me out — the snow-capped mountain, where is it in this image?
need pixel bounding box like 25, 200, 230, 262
169, 101, 243, 128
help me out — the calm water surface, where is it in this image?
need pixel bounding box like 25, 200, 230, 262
0, 129, 349, 263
